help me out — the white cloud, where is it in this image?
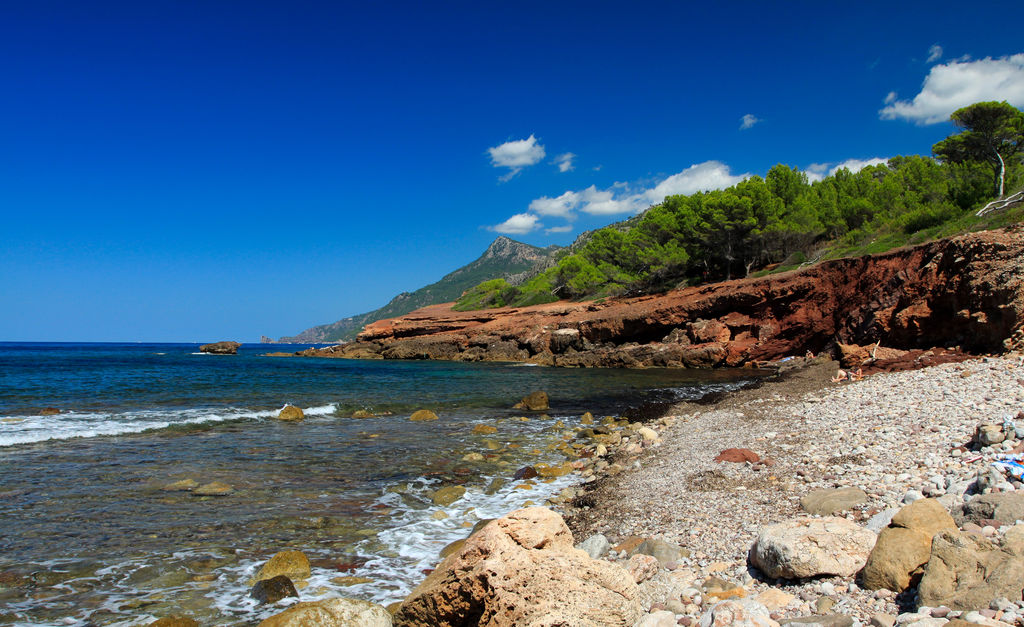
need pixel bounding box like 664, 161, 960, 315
544, 225, 573, 234
804, 163, 829, 183
927, 44, 943, 63
555, 152, 576, 172
829, 157, 888, 176
643, 161, 749, 204
487, 134, 546, 180
510, 160, 750, 229
739, 113, 761, 130
880, 53, 1024, 125
529, 191, 579, 219
884, 91, 897, 105
490, 213, 541, 234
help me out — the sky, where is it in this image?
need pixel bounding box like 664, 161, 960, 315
2, 1, 1023, 342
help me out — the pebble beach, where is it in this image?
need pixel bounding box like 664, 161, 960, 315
554, 353, 1024, 626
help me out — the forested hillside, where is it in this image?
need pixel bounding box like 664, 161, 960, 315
457, 101, 1024, 310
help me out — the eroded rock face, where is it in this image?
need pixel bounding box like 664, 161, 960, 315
393, 507, 644, 626
199, 341, 241, 355
917, 526, 1024, 610
299, 228, 1024, 369
749, 517, 876, 579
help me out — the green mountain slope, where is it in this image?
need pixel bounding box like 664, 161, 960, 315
279, 236, 563, 342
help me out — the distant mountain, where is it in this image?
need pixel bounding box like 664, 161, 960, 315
279, 236, 564, 343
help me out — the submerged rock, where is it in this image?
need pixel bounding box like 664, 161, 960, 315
409, 409, 438, 422
250, 575, 298, 605
257, 597, 391, 627
192, 481, 233, 496
250, 550, 311, 586
149, 617, 200, 627
431, 485, 466, 506
513, 391, 549, 411
161, 479, 198, 492
38, 407, 61, 416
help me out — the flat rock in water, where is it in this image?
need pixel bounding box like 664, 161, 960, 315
192, 481, 233, 496
162, 479, 199, 492
801, 487, 868, 516
39, 407, 61, 416
257, 597, 391, 627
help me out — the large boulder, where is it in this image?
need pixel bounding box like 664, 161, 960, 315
749, 517, 876, 579
199, 341, 241, 355
863, 499, 956, 592
513, 391, 549, 411
257, 597, 392, 626
249, 550, 311, 586
801, 487, 868, 516
393, 507, 644, 626
958, 493, 1024, 527
917, 526, 1024, 610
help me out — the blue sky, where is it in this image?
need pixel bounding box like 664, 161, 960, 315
2, 1, 1023, 342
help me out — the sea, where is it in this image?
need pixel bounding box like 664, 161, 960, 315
0, 342, 766, 625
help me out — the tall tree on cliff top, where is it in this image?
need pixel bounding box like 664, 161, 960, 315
932, 101, 1024, 198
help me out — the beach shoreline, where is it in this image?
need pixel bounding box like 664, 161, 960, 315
534, 352, 1024, 624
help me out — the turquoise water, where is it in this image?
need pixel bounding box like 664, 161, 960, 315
0, 342, 763, 625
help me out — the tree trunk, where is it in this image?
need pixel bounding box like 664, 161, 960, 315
996, 150, 1006, 197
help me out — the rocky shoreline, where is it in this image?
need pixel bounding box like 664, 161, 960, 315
287, 226, 1024, 370
218, 351, 1024, 626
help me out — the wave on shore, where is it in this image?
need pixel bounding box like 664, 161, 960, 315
0, 403, 339, 447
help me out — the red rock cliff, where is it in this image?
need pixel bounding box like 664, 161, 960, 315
306, 226, 1024, 368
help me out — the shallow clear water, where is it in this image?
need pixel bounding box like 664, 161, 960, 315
0, 342, 764, 625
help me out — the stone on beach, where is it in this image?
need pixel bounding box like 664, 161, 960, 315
862, 498, 956, 592
917, 526, 1024, 610
577, 533, 610, 559
257, 597, 392, 626
958, 493, 1024, 527
277, 405, 304, 421
801, 487, 868, 516
715, 448, 761, 463
409, 409, 438, 421
700, 599, 779, 627
636, 537, 689, 566
394, 507, 643, 626
513, 390, 549, 411
749, 517, 876, 579
249, 550, 311, 586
